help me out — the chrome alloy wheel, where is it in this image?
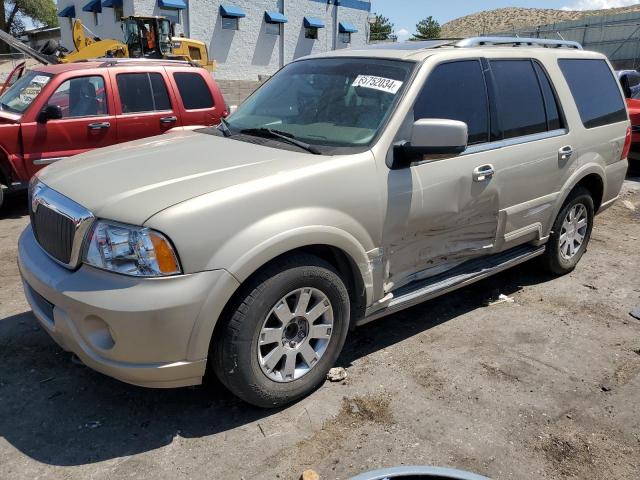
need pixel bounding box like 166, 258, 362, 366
258, 288, 334, 383
559, 203, 588, 260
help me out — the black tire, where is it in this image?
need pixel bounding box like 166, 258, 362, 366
212, 253, 350, 408
541, 186, 594, 275
39, 39, 59, 56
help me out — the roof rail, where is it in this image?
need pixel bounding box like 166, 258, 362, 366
456, 36, 583, 50
92, 57, 198, 67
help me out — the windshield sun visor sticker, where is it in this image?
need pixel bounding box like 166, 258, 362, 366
32, 75, 51, 85
352, 75, 403, 94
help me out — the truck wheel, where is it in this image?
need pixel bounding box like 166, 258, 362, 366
212, 253, 350, 408
39, 39, 59, 55
541, 187, 594, 275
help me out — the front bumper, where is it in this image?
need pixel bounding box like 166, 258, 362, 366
18, 226, 229, 388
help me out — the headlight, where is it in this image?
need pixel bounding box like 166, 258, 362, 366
83, 220, 181, 277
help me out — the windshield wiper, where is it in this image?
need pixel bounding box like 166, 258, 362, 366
239, 128, 322, 155
217, 117, 232, 137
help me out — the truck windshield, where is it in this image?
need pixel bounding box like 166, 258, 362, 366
0, 70, 53, 114
226, 58, 415, 148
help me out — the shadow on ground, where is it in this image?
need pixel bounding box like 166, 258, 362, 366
0, 191, 28, 219
0, 258, 556, 467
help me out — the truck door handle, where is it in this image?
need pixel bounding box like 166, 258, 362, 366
559, 145, 574, 161
160, 116, 177, 124
473, 164, 495, 182
88, 122, 110, 130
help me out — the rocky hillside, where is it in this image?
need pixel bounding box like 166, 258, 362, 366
441, 5, 640, 38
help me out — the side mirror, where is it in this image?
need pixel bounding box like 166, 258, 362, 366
391, 119, 468, 169
38, 104, 63, 123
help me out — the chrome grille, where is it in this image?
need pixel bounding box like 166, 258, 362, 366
30, 181, 94, 269
32, 204, 75, 263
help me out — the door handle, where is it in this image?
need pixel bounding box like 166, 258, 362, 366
160, 116, 177, 124
88, 122, 110, 130
473, 164, 495, 182
559, 145, 574, 161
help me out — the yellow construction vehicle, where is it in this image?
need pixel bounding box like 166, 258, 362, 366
3, 17, 215, 70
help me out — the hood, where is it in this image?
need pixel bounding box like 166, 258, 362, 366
38, 130, 318, 225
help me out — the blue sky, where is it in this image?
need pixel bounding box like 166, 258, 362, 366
370, 0, 640, 39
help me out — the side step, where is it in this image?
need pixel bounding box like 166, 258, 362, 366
358, 244, 546, 326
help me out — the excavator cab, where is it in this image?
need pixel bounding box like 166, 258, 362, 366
123, 17, 173, 59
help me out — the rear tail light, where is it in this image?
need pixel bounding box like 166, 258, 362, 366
621, 126, 632, 160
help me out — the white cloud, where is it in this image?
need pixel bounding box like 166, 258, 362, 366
562, 0, 639, 10
395, 28, 410, 39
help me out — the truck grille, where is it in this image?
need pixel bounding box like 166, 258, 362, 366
31, 204, 75, 264
29, 181, 94, 269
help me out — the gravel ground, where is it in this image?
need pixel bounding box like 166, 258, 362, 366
0, 172, 639, 480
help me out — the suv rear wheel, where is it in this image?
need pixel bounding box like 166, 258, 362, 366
212, 253, 350, 408
541, 186, 594, 275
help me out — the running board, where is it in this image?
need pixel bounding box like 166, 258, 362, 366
357, 244, 546, 326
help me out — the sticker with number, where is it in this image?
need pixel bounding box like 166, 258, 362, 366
352, 75, 403, 94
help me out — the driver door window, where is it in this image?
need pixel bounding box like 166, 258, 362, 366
48, 76, 107, 118
21, 74, 116, 176
413, 60, 490, 145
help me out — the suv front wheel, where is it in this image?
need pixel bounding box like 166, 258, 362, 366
541, 186, 594, 275
212, 253, 350, 408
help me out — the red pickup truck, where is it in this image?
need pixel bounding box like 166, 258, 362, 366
0, 59, 227, 208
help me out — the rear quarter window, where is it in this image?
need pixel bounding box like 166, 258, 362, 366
173, 72, 214, 110
559, 59, 627, 129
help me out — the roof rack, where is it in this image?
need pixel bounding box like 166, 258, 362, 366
89, 58, 199, 68
456, 36, 582, 50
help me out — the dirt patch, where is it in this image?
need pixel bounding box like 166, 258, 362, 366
540, 432, 595, 477
264, 394, 395, 478
612, 356, 640, 386
340, 395, 394, 426
480, 362, 521, 383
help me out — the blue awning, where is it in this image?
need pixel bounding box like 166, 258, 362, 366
82, 0, 102, 13
265, 11, 288, 24
303, 17, 325, 29
339, 22, 358, 33
102, 0, 123, 8
57, 5, 76, 17
220, 5, 246, 18
158, 0, 187, 10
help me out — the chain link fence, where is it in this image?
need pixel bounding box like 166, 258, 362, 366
494, 11, 640, 69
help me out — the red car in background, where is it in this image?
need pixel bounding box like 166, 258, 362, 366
0, 59, 227, 209
617, 70, 640, 161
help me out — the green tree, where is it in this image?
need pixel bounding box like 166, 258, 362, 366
369, 14, 394, 42
410, 16, 441, 41
2, 0, 58, 35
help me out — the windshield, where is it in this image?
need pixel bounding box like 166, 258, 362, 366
226, 58, 415, 149
0, 70, 52, 114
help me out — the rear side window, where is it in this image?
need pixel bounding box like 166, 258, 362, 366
116, 72, 172, 113
559, 59, 627, 128
414, 60, 489, 145
173, 72, 214, 110
490, 60, 547, 139
533, 62, 563, 131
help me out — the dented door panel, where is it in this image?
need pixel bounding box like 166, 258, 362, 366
382, 153, 500, 292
